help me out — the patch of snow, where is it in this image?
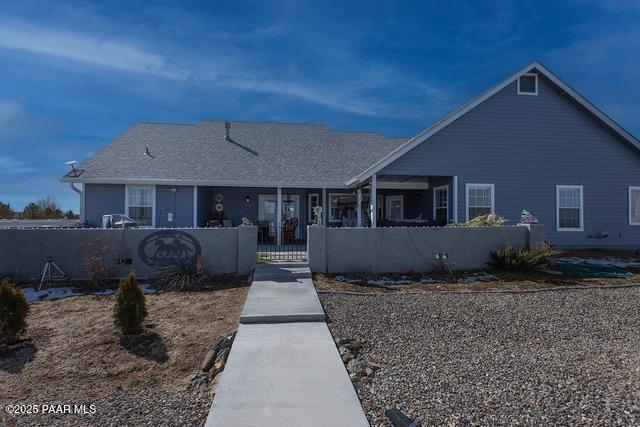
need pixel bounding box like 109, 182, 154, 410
420, 277, 435, 284
367, 277, 414, 286
22, 287, 83, 302
457, 272, 498, 284
23, 283, 156, 302
334, 275, 361, 284
554, 257, 640, 269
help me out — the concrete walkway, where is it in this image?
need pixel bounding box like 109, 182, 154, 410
205, 263, 369, 427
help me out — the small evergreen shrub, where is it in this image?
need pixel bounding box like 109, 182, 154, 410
491, 244, 552, 271
113, 272, 147, 334
0, 277, 30, 343
447, 213, 507, 227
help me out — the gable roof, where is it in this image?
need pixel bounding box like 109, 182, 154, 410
346, 60, 640, 186
62, 120, 407, 187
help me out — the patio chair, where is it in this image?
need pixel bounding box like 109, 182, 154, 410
283, 218, 298, 244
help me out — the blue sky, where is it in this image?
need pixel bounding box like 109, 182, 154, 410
0, 0, 638, 212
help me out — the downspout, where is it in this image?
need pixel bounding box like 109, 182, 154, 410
69, 183, 84, 223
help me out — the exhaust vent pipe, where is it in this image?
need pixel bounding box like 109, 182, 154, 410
225, 121, 231, 141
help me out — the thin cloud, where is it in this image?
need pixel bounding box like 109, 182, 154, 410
0, 20, 448, 118
0, 100, 21, 125
0, 156, 37, 174
0, 21, 187, 79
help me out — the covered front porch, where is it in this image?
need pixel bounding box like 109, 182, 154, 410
193, 175, 457, 238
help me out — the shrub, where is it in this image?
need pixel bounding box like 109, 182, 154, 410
81, 237, 115, 286
447, 213, 507, 227
491, 244, 552, 271
0, 277, 30, 343
155, 260, 204, 291
113, 272, 147, 334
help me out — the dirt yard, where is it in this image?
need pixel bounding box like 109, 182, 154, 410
0, 278, 248, 426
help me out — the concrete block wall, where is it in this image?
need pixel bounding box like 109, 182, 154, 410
0, 226, 257, 283
308, 224, 545, 273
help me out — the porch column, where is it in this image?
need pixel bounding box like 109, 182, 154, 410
277, 187, 282, 246
452, 176, 458, 223
192, 185, 198, 227
356, 187, 362, 227
370, 175, 377, 228
322, 188, 327, 226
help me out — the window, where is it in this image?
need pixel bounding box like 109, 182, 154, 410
329, 193, 355, 222
433, 185, 449, 225
517, 73, 538, 95
556, 185, 583, 231
466, 184, 494, 221
126, 185, 154, 227
385, 195, 404, 220
629, 187, 640, 225
308, 193, 320, 223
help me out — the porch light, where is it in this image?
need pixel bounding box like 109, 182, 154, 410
245, 195, 251, 203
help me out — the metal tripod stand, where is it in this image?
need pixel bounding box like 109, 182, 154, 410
39, 256, 68, 290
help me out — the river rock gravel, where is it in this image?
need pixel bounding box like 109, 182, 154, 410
320, 287, 640, 426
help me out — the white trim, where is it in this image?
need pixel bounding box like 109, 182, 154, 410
193, 185, 198, 227
356, 188, 362, 227
452, 176, 458, 223
517, 72, 538, 95
556, 185, 584, 231
125, 184, 156, 227
629, 186, 640, 225
322, 188, 327, 226
433, 184, 449, 223
308, 193, 320, 224
465, 183, 495, 222
385, 195, 404, 220
346, 61, 640, 186
62, 177, 347, 188
276, 188, 282, 246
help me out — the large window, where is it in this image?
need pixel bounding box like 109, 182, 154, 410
433, 185, 449, 225
385, 195, 404, 220
126, 186, 154, 226
629, 187, 640, 225
556, 185, 583, 231
466, 184, 494, 221
329, 193, 355, 223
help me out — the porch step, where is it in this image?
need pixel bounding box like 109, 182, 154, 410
240, 263, 324, 324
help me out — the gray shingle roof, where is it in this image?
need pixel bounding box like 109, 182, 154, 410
65, 120, 407, 186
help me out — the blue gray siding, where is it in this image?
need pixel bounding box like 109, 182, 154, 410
381, 72, 640, 247
84, 184, 125, 227
156, 185, 194, 228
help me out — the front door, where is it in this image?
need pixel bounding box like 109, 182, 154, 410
258, 194, 300, 237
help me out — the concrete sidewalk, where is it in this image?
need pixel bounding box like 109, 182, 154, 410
240, 263, 325, 324
205, 262, 369, 427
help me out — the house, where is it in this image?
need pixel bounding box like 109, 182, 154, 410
62, 61, 640, 248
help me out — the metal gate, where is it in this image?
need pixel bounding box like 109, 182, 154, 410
257, 222, 307, 262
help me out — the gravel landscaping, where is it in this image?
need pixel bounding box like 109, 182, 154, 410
321, 287, 640, 426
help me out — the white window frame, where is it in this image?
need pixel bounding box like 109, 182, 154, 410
308, 193, 320, 223
465, 183, 494, 221
328, 193, 351, 223
433, 185, 449, 223
556, 185, 584, 231
125, 185, 156, 227
385, 195, 404, 220
517, 72, 538, 96
629, 186, 640, 225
